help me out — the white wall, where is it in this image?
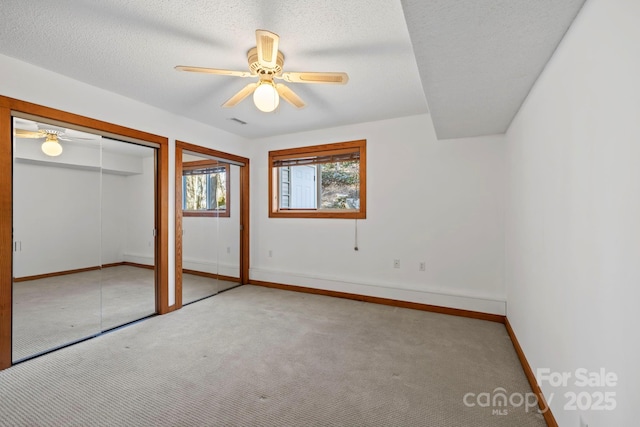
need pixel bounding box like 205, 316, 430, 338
1, 53, 250, 305
505, 0, 640, 425
12, 147, 154, 276
122, 155, 156, 265
13, 161, 101, 277
250, 114, 506, 314
101, 172, 128, 264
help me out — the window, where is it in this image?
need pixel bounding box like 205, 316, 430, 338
182, 160, 230, 217
269, 139, 366, 219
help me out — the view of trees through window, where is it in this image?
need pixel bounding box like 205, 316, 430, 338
183, 170, 226, 211
320, 161, 360, 209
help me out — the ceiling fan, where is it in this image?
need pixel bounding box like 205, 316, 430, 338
175, 29, 349, 112
13, 120, 100, 157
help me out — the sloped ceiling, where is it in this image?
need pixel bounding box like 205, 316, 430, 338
0, 0, 585, 140
401, 0, 586, 139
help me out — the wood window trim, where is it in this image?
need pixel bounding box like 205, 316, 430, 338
182, 160, 231, 218
268, 139, 366, 219
0, 95, 170, 371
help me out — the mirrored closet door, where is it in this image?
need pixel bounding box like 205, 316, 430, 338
11, 117, 157, 362
99, 139, 156, 330
180, 152, 240, 305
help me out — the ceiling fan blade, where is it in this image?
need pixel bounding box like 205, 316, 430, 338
280, 72, 349, 85
276, 84, 305, 109
63, 129, 102, 140
256, 29, 280, 69
13, 118, 39, 131
175, 66, 252, 78
13, 129, 44, 139
222, 82, 259, 107
58, 135, 100, 142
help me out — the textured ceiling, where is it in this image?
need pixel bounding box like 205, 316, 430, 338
0, 0, 585, 140
0, 0, 427, 139
401, 0, 586, 139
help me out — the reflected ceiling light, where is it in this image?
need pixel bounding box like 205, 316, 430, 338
253, 82, 280, 112
41, 134, 63, 157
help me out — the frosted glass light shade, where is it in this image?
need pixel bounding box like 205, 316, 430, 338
253, 83, 279, 112
41, 139, 63, 156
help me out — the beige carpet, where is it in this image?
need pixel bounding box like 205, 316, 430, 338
0, 285, 546, 426
182, 272, 239, 305
12, 266, 237, 361
12, 266, 154, 361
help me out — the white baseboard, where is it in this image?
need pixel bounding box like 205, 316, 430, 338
249, 267, 506, 315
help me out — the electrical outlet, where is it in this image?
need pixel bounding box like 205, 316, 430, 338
393, 259, 400, 269
226, 246, 231, 254
419, 262, 426, 271
268, 250, 273, 258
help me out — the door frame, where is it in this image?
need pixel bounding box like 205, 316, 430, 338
175, 140, 250, 309
0, 96, 170, 370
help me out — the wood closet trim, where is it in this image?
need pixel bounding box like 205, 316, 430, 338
0, 106, 12, 370
175, 140, 250, 309
0, 96, 170, 369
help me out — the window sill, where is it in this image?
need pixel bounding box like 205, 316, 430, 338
183, 211, 230, 218
269, 210, 365, 219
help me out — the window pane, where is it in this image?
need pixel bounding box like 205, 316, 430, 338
184, 175, 207, 210
280, 167, 290, 208
319, 161, 359, 209
213, 171, 227, 210
276, 161, 360, 210
184, 172, 228, 211
208, 173, 217, 209
289, 165, 317, 209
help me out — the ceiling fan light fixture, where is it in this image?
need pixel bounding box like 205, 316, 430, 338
177, 29, 347, 111
253, 82, 280, 112
41, 134, 63, 157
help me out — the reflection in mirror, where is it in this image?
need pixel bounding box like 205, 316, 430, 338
12, 117, 102, 361
181, 154, 239, 305
100, 139, 156, 330
11, 117, 157, 362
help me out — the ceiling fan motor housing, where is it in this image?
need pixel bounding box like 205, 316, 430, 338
247, 47, 284, 77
